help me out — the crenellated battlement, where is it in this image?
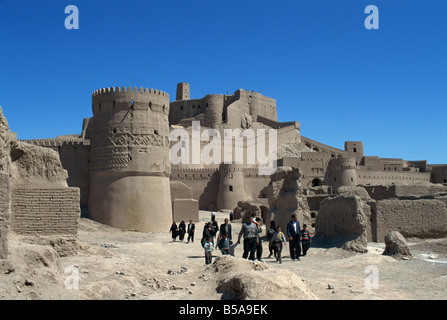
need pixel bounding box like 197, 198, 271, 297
91, 86, 170, 116
19, 138, 90, 148
92, 86, 169, 98
429, 164, 447, 168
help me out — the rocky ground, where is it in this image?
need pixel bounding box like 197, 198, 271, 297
1, 211, 447, 301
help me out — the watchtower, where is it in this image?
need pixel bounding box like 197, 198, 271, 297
176, 82, 190, 101
88, 86, 172, 232
344, 141, 364, 166
328, 156, 358, 192
217, 163, 247, 210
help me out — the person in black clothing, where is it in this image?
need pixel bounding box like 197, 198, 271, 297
178, 220, 186, 242
286, 214, 302, 261
202, 222, 216, 245
187, 220, 195, 243
219, 218, 232, 241
169, 222, 178, 242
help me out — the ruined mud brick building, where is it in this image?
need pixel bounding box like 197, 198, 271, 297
20, 83, 447, 234
0, 107, 80, 259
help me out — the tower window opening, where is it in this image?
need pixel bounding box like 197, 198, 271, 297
229, 186, 233, 192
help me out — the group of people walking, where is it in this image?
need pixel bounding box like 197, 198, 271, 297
199, 212, 312, 265
169, 220, 196, 243
266, 214, 311, 263
169, 212, 311, 266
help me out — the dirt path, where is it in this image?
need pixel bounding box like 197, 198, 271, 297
1, 210, 447, 300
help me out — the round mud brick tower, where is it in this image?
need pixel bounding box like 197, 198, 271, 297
217, 163, 247, 211
88, 87, 172, 232
329, 156, 357, 193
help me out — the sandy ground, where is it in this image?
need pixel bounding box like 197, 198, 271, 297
1, 210, 447, 301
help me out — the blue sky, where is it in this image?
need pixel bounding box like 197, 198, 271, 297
0, 0, 446, 164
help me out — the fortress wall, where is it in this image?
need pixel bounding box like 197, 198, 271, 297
380, 158, 406, 171
301, 136, 347, 157
170, 180, 199, 222
169, 98, 205, 125
170, 181, 193, 202
171, 166, 271, 211
242, 174, 271, 200
275, 124, 301, 146
171, 168, 219, 210
237, 90, 277, 122
172, 199, 199, 222
316, 195, 372, 244
371, 199, 447, 241
281, 153, 333, 187
58, 144, 90, 206
361, 156, 386, 171
363, 184, 447, 201
255, 115, 280, 129
363, 185, 397, 200
11, 188, 80, 236
356, 170, 430, 186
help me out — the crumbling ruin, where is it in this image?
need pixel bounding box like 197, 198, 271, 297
0, 106, 81, 260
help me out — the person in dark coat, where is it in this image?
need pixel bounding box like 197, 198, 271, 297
178, 220, 186, 242
170, 222, 178, 242
202, 222, 216, 245
287, 214, 302, 261
219, 218, 232, 241
187, 220, 195, 243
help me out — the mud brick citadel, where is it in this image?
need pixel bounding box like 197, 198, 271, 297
2, 82, 446, 248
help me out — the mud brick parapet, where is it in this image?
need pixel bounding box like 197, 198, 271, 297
11, 188, 80, 236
